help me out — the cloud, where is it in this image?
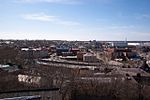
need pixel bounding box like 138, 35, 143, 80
130, 32, 150, 36
95, 25, 135, 31
15, 0, 114, 4
58, 20, 80, 25
16, 0, 81, 4
22, 13, 80, 26
96, 0, 114, 3
22, 13, 57, 21
108, 25, 135, 29
136, 14, 150, 20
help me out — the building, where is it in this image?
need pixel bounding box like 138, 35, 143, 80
78, 46, 86, 52
0, 64, 19, 72
111, 48, 140, 61
21, 48, 49, 59
62, 52, 73, 56
141, 42, 150, 47
70, 48, 79, 55
111, 41, 128, 48
83, 53, 97, 63
77, 52, 86, 61
49, 45, 56, 54
59, 56, 77, 60
56, 48, 69, 56
18, 74, 41, 86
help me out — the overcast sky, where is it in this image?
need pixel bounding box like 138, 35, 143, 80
0, 0, 150, 41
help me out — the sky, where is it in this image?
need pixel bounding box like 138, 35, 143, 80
0, 0, 150, 41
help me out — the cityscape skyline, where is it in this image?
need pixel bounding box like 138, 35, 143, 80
1, 0, 150, 41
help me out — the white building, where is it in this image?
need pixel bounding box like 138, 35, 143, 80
83, 53, 97, 62
128, 43, 140, 46
18, 74, 41, 85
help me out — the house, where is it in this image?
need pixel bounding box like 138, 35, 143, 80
83, 53, 97, 63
